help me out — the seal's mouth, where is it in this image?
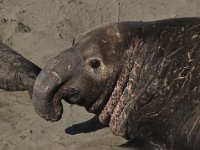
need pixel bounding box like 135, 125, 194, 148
63, 90, 79, 104
87, 94, 110, 114
54, 84, 107, 116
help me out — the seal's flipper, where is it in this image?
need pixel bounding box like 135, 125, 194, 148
0, 43, 41, 98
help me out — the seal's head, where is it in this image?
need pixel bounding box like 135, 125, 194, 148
32, 23, 133, 122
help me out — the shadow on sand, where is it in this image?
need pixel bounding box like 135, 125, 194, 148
65, 115, 108, 135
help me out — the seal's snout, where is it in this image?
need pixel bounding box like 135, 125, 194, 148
32, 69, 65, 122
32, 48, 80, 121
36, 105, 63, 122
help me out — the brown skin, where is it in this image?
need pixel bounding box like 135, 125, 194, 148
33, 18, 200, 150
0, 43, 41, 96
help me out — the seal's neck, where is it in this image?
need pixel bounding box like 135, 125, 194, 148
99, 38, 147, 127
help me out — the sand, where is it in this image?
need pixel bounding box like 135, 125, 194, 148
0, 0, 200, 150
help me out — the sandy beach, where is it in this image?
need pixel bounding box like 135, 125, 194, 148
0, 0, 200, 149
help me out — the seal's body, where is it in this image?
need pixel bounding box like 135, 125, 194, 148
30, 18, 199, 149
0, 43, 40, 96
99, 18, 200, 149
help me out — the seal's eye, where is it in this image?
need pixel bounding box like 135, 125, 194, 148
89, 59, 101, 69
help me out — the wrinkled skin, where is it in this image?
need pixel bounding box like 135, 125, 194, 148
0, 43, 41, 96
31, 18, 199, 149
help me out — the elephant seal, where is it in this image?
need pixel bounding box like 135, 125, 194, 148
0, 43, 41, 96
32, 18, 200, 150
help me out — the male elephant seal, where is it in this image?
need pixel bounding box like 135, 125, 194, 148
0, 43, 41, 96
32, 18, 200, 150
